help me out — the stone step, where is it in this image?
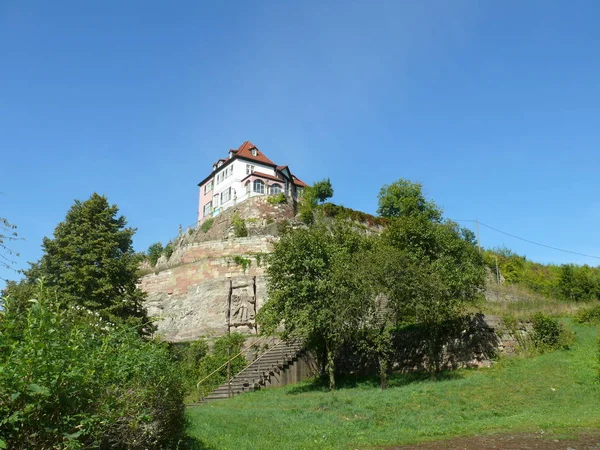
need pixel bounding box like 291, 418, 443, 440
201, 340, 304, 403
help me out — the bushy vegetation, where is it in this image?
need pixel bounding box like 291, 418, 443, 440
147, 242, 164, 266
530, 313, 573, 352
190, 333, 248, 401
575, 303, 600, 324
483, 247, 600, 302
260, 178, 486, 389
231, 212, 248, 237
320, 203, 388, 227
0, 285, 185, 449
200, 217, 214, 233
267, 192, 287, 205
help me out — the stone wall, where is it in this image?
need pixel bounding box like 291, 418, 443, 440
140, 237, 274, 342
139, 196, 302, 342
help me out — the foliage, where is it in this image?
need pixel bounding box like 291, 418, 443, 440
194, 333, 247, 401
170, 340, 210, 394
483, 248, 600, 303
531, 313, 573, 352
312, 178, 334, 204
187, 322, 600, 449
267, 192, 287, 205
0, 217, 19, 279
163, 242, 174, 259
575, 303, 600, 324
200, 217, 214, 233
231, 212, 248, 237
377, 179, 442, 222
320, 203, 389, 227
259, 219, 374, 390
298, 186, 318, 224
559, 264, 600, 302
0, 284, 185, 449
147, 242, 164, 266
232, 255, 251, 272
4, 193, 150, 335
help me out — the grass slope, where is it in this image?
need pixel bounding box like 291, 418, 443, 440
186, 322, 600, 449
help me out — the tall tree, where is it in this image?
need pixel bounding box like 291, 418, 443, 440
313, 178, 334, 204
377, 179, 442, 222
5, 194, 150, 334
258, 220, 372, 390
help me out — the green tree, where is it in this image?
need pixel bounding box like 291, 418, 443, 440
147, 242, 164, 266
258, 220, 372, 390
5, 193, 150, 334
313, 178, 334, 204
381, 216, 485, 372
377, 179, 442, 222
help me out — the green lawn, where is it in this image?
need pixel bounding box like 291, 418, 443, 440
185, 322, 600, 449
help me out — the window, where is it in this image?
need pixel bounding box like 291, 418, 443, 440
245, 181, 251, 195
221, 187, 231, 204
213, 194, 219, 207
251, 148, 258, 157
269, 183, 282, 195
204, 180, 213, 194
253, 179, 265, 194
203, 201, 212, 217
246, 164, 255, 174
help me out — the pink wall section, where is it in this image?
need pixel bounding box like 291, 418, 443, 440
198, 181, 214, 222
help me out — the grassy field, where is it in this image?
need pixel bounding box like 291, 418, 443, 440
185, 322, 600, 449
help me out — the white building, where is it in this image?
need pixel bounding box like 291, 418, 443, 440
197, 141, 308, 223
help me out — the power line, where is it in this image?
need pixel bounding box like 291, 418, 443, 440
455, 219, 600, 261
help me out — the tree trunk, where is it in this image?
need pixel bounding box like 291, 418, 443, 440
378, 354, 388, 390
325, 342, 335, 391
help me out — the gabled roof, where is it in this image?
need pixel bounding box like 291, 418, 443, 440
240, 172, 286, 184
292, 175, 308, 187
228, 141, 277, 167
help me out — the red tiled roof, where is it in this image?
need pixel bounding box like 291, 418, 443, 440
234, 141, 277, 166
292, 176, 308, 187
240, 172, 285, 184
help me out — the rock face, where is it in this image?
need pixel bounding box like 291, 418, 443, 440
139, 197, 298, 342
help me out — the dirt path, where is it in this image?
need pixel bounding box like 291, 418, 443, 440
388, 431, 600, 449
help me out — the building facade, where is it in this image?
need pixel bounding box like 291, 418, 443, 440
197, 141, 307, 223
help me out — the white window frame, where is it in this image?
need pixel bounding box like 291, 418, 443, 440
221, 187, 231, 204
203, 201, 212, 218
204, 180, 213, 194
253, 179, 265, 194
245, 181, 251, 195
269, 183, 282, 195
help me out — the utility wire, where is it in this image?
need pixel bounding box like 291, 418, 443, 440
455, 219, 600, 261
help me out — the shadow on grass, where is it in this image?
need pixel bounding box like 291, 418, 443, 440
179, 435, 219, 450
285, 370, 467, 395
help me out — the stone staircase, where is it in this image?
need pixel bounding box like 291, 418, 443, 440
202, 339, 305, 402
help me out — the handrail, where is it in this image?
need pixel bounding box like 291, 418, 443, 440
196, 334, 277, 389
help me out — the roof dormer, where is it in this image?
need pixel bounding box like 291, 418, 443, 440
251, 147, 258, 157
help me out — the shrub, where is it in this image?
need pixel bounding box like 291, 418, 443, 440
194, 333, 247, 401
231, 213, 248, 238
163, 242, 174, 259
531, 313, 573, 351
575, 303, 600, 324
147, 242, 163, 266
0, 287, 185, 449
267, 193, 287, 205
200, 218, 214, 233
232, 255, 251, 272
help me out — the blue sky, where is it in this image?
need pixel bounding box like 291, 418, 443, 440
2, 0, 600, 285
